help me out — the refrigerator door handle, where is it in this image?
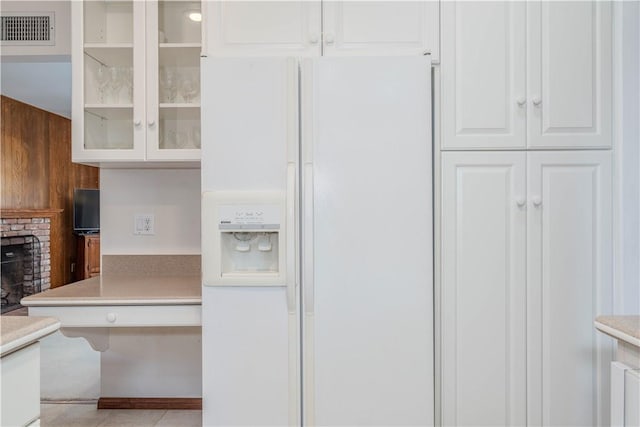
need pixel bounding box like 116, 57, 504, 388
286, 162, 297, 314
303, 162, 314, 315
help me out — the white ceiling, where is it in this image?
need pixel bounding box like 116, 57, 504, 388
1, 61, 72, 118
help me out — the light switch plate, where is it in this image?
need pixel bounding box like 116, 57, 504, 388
134, 214, 155, 235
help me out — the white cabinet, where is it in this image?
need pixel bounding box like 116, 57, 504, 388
204, 1, 439, 59
441, 150, 612, 427
527, 151, 612, 427
322, 2, 439, 57
1, 343, 41, 427
527, 1, 612, 149
441, 1, 611, 150
204, 2, 321, 57
72, 0, 201, 165
625, 370, 640, 426
441, 151, 527, 426
441, 2, 526, 149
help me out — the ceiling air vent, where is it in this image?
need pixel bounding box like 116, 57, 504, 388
0, 12, 55, 46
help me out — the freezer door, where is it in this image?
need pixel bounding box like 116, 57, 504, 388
301, 57, 434, 426
201, 57, 300, 426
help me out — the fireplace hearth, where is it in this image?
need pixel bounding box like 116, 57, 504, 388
1, 235, 42, 313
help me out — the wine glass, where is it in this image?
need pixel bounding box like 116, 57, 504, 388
95, 65, 110, 103
181, 74, 199, 103
160, 68, 177, 103
123, 68, 133, 104
109, 67, 123, 103
189, 126, 201, 149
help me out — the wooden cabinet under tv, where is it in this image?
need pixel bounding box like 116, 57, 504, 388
76, 234, 100, 281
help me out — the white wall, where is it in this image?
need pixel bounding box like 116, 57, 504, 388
615, 1, 640, 315
99, 169, 202, 398
100, 169, 201, 255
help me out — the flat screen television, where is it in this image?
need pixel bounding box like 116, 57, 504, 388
73, 189, 100, 234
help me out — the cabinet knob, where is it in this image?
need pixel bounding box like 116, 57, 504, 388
309, 33, 319, 44
532, 97, 542, 106
106, 313, 117, 323
325, 33, 335, 45
515, 197, 526, 207
134, 119, 142, 127
516, 97, 526, 107
148, 120, 156, 128
532, 196, 542, 207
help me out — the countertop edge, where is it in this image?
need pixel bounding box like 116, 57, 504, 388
595, 320, 640, 348
22, 298, 202, 307
0, 321, 61, 357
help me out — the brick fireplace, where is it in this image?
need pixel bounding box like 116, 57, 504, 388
1, 209, 63, 297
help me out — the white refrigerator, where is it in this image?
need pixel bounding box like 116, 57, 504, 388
201, 56, 434, 426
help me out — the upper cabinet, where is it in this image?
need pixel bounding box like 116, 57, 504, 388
203, 1, 439, 60
527, 1, 612, 149
204, 2, 322, 57
72, 0, 201, 166
441, 1, 611, 150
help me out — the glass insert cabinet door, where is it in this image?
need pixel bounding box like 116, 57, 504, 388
76, 0, 201, 162
147, 0, 202, 160
82, 0, 141, 155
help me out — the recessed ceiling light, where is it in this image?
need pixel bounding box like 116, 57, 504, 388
187, 11, 202, 22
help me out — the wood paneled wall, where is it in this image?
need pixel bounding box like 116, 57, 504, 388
1, 96, 99, 287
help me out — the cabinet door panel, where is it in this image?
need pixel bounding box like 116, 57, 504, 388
205, 1, 321, 57
441, 1, 526, 149
322, 2, 439, 59
441, 152, 527, 426
72, 0, 147, 162
527, 151, 612, 427
146, 0, 201, 161
527, 1, 612, 148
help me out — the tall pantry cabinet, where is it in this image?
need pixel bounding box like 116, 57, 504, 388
440, 2, 613, 427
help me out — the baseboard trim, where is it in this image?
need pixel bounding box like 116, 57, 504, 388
97, 397, 202, 410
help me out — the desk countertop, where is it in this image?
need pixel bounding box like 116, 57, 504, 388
0, 316, 60, 356
20, 275, 201, 307
595, 315, 640, 348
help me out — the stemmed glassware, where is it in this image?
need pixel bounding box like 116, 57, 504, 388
123, 68, 133, 104
181, 73, 199, 103
96, 65, 110, 103
160, 68, 178, 103
109, 67, 123, 103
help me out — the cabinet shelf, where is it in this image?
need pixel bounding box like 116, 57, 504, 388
85, 106, 133, 121
159, 43, 201, 49
84, 46, 133, 67
159, 103, 200, 109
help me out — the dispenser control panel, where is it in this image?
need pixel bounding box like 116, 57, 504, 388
218, 205, 281, 230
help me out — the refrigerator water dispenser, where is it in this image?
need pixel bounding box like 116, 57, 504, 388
220, 231, 279, 273
202, 191, 286, 286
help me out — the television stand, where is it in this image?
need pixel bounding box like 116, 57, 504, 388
75, 234, 100, 281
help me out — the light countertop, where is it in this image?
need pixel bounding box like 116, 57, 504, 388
595, 315, 640, 348
20, 275, 201, 307
1, 316, 60, 356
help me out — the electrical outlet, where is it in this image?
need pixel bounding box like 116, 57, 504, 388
134, 214, 155, 235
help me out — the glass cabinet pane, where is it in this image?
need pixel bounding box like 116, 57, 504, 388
84, 107, 134, 149
158, 1, 201, 44
84, 0, 133, 44
156, 1, 201, 152
83, 0, 135, 151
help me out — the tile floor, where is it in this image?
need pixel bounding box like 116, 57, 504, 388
41, 403, 202, 427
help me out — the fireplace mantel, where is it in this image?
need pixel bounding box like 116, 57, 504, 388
1, 209, 63, 219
